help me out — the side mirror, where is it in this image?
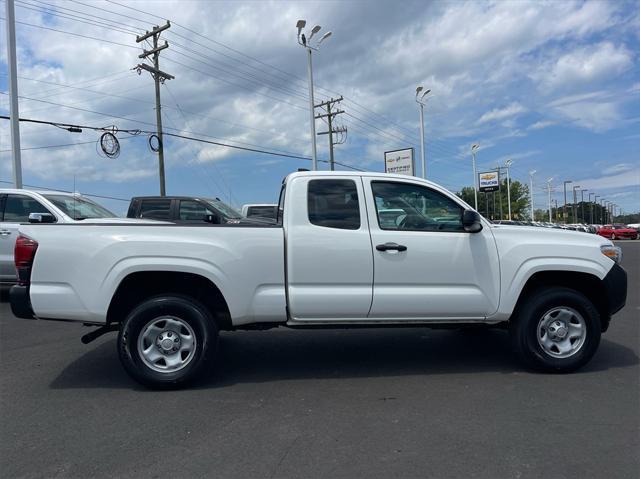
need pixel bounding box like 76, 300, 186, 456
462, 209, 483, 233
28, 212, 56, 224
204, 214, 221, 224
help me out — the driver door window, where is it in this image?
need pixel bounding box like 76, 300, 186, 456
371, 181, 463, 232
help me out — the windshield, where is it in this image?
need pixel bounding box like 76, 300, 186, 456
205, 199, 242, 219
44, 194, 116, 220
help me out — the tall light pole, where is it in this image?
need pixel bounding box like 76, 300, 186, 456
297, 20, 332, 171
589, 193, 595, 224
471, 144, 479, 209
546, 177, 553, 222
594, 195, 599, 224
529, 169, 537, 221
505, 159, 513, 220
415, 86, 431, 179
580, 189, 587, 224
563, 180, 572, 224
572, 185, 580, 224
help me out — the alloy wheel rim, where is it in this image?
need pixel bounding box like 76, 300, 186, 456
137, 316, 197, 373
537, 306, 587, 359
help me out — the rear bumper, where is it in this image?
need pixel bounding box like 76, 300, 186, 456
9, 285, 35, 319
602, 263, 627, 316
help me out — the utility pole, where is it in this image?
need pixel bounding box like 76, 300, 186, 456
5, 0, 22, 188
135, 21, 173, 196
315, 96, 346, 171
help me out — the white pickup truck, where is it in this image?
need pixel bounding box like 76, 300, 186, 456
10, 172, 627, 388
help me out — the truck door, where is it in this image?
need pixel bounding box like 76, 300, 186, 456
286, 176, 374, 320
363, 178, 500, 320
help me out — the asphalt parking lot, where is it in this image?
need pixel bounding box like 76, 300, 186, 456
1, 242, 638, 479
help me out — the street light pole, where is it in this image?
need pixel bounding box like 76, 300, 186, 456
471, 144, 479, 210
546, 177, 553, 222
529, 169, 536, 221
306, 47, 317, 170
589, 193, 595, 224
415, 87, 431, 179
297, 20, 332, 171
505, 159, 513, 220
563, 180, 572, 224
580, 189, 587, 224
572, 185, 580, 224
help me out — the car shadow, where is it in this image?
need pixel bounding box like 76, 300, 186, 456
49, 328, 639, 390
0, 285, 10, 303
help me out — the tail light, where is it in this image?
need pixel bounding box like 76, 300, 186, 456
15, 234, 38, 286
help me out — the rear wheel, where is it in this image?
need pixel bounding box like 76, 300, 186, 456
118, 295, 217, 388
510, 287, 601, 372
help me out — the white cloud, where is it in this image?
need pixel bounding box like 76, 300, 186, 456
538, 42, 632, 91
577, 169, 640, 190
528, 120, 556, 130
602, 163, 637, 175
477, 102, 526, 125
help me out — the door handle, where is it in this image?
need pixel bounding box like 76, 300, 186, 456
376, 242, 407, 252
0, 230, 12, 236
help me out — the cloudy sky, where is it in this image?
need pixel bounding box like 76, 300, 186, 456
1, 0, 639, 215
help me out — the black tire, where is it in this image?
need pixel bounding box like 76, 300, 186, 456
510, 287, 601, 373
118, 295, 217, 389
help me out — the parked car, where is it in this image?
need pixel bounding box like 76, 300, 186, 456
10, 171, 627, 388
241, 204, 278, 220
0, 189, 116, 284
597, 224, 639, 240
127, 196, 243, 224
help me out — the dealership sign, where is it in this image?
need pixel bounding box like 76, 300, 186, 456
384, 148, 415, 176
478, 171, 500, 192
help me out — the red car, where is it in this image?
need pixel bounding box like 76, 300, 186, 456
597, 224, 639, 240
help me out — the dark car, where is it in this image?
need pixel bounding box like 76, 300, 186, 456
127, 196, 243, 224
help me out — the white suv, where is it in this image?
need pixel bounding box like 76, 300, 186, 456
0, 189, 116, 283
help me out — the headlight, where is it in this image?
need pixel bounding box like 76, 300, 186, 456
601, 244, 622, 264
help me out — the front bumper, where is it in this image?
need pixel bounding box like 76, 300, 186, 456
9, 285, 35, 319
602, 263, 627, 316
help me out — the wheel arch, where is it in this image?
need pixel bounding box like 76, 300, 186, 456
511, 270, 611, 331
106, 271, 233, 330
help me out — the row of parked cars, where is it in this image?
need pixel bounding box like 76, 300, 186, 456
0, 188, 277, 284
493, 219, 639, 239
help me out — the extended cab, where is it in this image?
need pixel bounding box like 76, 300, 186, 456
10, 172, 627, 388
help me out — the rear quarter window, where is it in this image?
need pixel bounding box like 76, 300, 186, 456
138, 200, 172, 220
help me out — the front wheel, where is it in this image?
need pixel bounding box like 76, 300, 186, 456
118, 295, 217, 388
510, 287, 601, 372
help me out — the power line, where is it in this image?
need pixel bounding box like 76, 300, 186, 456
161, 54, 308, 111
0, 114, 364, 170
0, 17, 140, 49
13, 0, 141, 36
